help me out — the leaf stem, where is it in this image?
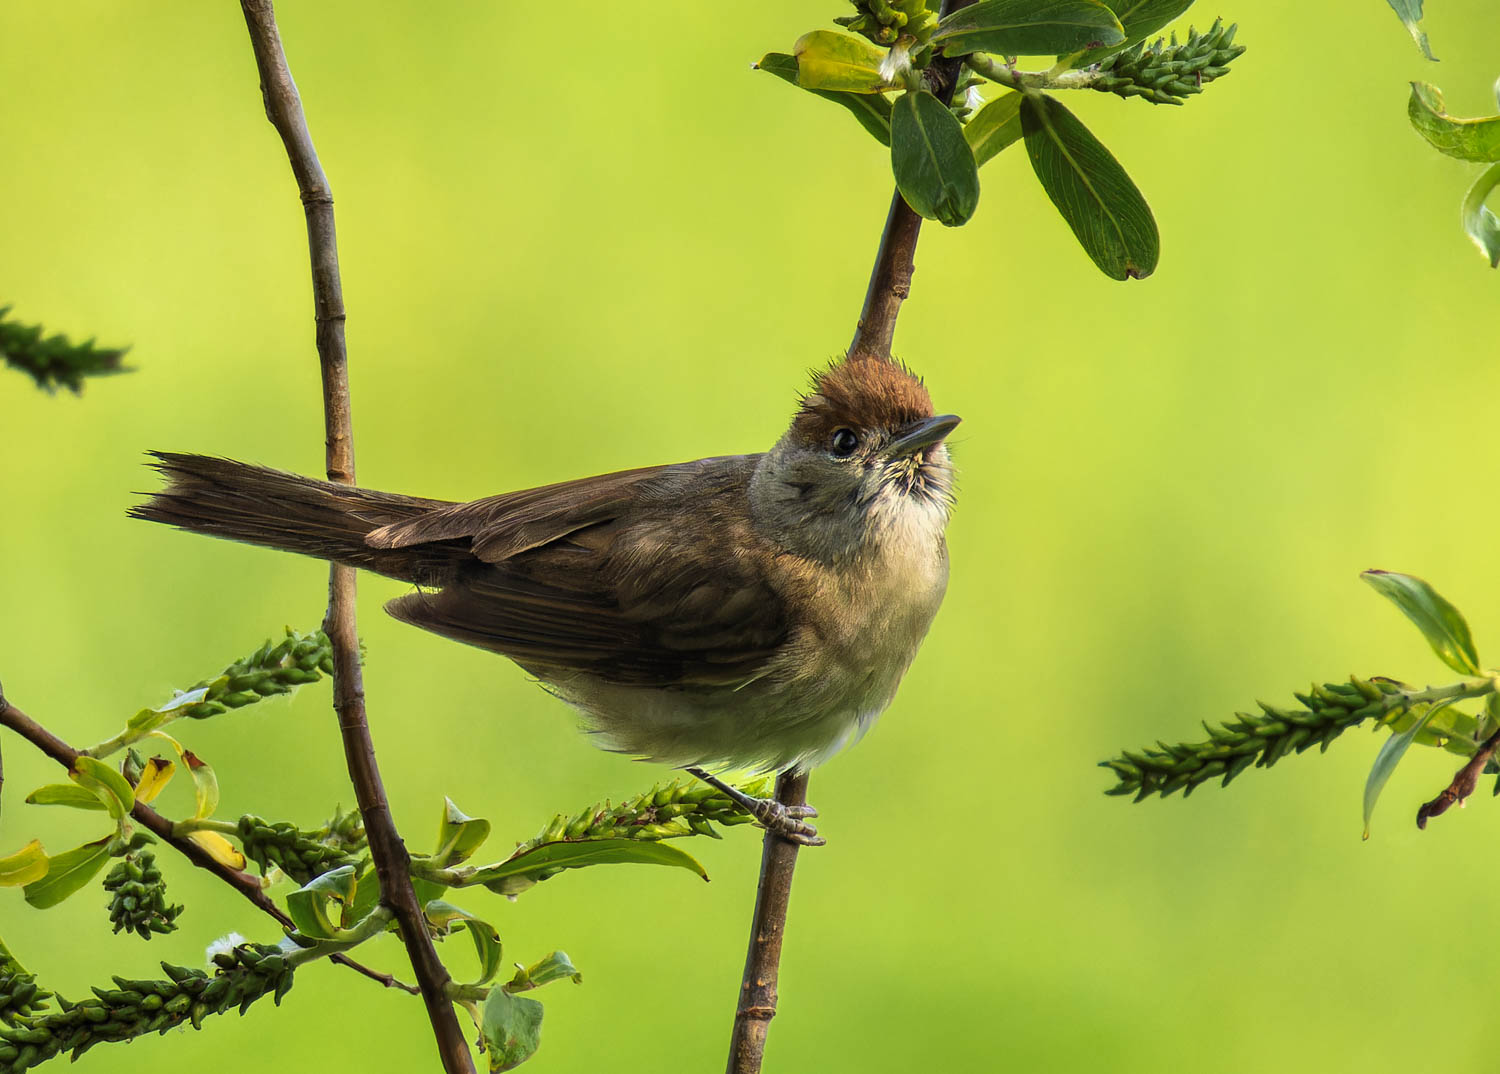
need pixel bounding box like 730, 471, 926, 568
964, 53, 1099, 92
446, 982, 491, 1003
410, 859, 471, 887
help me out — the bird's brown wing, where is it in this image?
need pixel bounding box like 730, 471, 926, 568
377, 457, 790, 688
367, 463, 677, 562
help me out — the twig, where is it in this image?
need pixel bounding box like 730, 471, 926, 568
846, 14, 970, 363
235, 5, 472, 1071
726, 8, 975, 1071
726, 769, 809, 1073
0, 694, 416, 994
1416, 725, 1500, 829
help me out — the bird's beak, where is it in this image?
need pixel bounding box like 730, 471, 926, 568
883, 414, 961, 459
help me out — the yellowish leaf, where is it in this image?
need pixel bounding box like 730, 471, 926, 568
134, 756, 176, 804
0, 840, 49, 887
189, 831, 246, 870
793, 30, 889, 94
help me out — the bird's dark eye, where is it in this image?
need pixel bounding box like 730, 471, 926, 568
829, 428, 859, 457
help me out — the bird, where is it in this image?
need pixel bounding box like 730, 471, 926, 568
131, 352, 959, 844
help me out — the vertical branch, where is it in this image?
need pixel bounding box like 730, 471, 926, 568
726, 769, 808, 1073
727, 6, 974, 1072
235, 5, 473, 1072
848, 194, 926, 360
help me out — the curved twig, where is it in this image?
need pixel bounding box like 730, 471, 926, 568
236, 4, 471, 1070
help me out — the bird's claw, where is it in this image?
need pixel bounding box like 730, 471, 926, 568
749, 798, 825, 846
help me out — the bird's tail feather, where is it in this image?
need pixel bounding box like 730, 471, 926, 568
130, 452, 460, 584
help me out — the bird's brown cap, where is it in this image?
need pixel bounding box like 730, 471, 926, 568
791, 354, 934, 442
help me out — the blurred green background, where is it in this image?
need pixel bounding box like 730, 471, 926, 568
4, 1, 1500, 1070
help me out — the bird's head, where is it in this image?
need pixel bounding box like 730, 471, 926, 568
751, 353, 959, 564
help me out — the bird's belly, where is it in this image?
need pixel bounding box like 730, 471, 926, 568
550, 539, 948, 772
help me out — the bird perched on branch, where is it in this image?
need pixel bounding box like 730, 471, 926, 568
132, 352, 959, 844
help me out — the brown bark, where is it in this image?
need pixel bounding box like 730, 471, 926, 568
236, 4, 472, 1070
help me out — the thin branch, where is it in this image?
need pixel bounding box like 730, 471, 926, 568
235, 5, 472, 1071
847, 15, 970, 362
727, 9, 976, 1071
1417, 724, 1500, 829
0, 694, 416, 995
848, 191, 927, 362
726, 769, 809, 1074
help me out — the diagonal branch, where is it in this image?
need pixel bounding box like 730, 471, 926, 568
1416, 724, 1500, 829
236, 4, 472, 1071
726, 6, 976, 1072
0, 693, 415, 994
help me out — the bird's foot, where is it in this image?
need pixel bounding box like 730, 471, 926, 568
746, 797, 824, 846
683, 766, 826, 846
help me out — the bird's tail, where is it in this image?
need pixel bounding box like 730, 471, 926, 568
130, 452, 460, 584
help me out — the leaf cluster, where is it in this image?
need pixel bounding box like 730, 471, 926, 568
0, 627, 772, 1071
102, 849, 183, 940
1090, 19, 1242, 105
757, 0, 1247, 278
236, 810, 366, 885
0, 942, 293, 1073
1103, 571, 1500, 836
0, 307, 129, 394
1407, 81, 1500, 267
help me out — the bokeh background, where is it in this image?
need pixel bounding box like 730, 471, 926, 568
4, 1, 1499, 1070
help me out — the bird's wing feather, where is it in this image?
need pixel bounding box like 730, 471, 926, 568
378, 456, 789, 687
367, 463, 690, 562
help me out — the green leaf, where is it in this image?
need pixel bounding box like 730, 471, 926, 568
1462, 162, 1500, 268
891, 89, 982, 226
1361, 570, 1481, 675
125, 686, 209, 736
1408, 83, 1500, 163
792, 30, 889, 93
425, 900, 505, 986
1020, 93, 1158, 279
1102, 0, 1192, 44
1065, 0, 1193, 65
482, 987, 545, 1072
1386, 0, 1437, 61
1363, 699, 1455, 838
0, 841, 50, 887
507, 951, 582, 993
964, 91, 1024, 167
435, 798, 492, 868
470, 839, 709, 897
285, 864, 359, 939
932, 0, 1124, 58
23, 837, 113, 908
756, 52, 892, 146
25, 784, 109, 811
71, 756, 135, 821
347, 860, 383, 925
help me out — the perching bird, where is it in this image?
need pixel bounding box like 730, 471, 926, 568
132, 353, 959, 843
